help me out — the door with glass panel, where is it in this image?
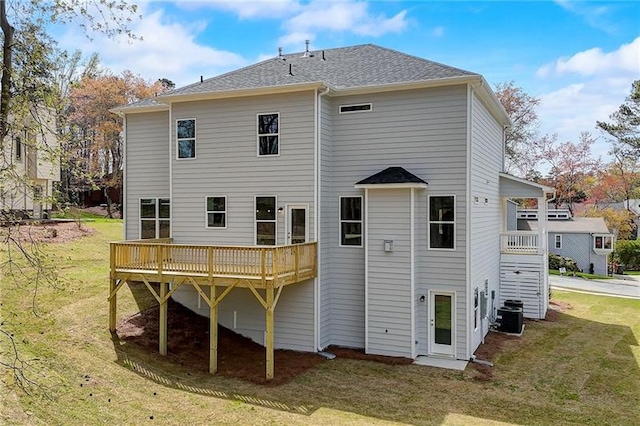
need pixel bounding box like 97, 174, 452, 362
286, 205, 308, 245
429, 291, 455, 356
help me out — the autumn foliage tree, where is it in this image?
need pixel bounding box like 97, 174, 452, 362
538, 132, 601, 215
494, 81, 541, 176
65, 70, 166, 216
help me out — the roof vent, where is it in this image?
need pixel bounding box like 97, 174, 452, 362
322, 50, 326, 61
200, 75, 203, 83
302, 39, 314, 58
278, 47, 283, 58
288, 64, 294, 76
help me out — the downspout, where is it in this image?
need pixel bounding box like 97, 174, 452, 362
465, 82, 477, 360
315, 86, 329, 352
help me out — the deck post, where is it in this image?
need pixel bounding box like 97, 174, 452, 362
159, 282, 168, 356
209, 284, 218, 374
109, 244, 117, 331
266, 283, 275, 381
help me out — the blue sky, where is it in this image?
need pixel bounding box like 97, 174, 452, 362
58, 1, 640, 159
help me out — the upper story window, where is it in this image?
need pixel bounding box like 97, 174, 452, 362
177, 119, 196, 159
594, 235, 613, 251
15, 136, 22, 161
257, 113, 279, 156
206, 196, 227, 228
340, 196, 362, 247
140, 198, 170, 239
255, 196, 276, 245
429, 195, 455, 250
555, 234, 562, 249
339, 103, 372, 114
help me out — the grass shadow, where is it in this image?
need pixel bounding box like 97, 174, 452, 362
108, 295, 640, 425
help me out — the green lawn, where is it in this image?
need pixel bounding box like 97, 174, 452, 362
2, 222, 639, 425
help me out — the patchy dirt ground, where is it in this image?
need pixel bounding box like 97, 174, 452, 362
3, 221, 95, 244
115, 294, 569, 386
116, 297, 415, 386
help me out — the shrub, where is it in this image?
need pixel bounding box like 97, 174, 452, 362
613, 240, 640, 270
549, 253, 579, 272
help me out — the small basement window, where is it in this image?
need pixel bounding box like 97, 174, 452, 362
339, 103, 372, 114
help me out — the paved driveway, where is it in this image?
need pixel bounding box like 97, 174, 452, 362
549, 274, 640, 299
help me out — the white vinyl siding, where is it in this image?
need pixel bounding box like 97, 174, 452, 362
469, 90, 503, 354
169, 91, 316, 352
367, 189, 413, 358
124, 111, 170, 240
326, 85, 469, 351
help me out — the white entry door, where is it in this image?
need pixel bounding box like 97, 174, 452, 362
429, 291, 455, 356
286, 205, 308, 244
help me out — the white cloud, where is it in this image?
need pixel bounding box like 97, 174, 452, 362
58, 6, 247, 87
534, 37, 640, 160
432, 26, 445, 38
176, 0, 303, 19
280, 1, 408, 46
537, 36, 640, 78
554, 0, 618, 34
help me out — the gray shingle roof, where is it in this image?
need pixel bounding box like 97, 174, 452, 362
163, 44, 478, 98
524, 217, 611, 234
355, 167, 428, 186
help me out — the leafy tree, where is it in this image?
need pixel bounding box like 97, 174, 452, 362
597, 80, 640, 158
538, 132, 601, 215
614, 240, 640, 270
66, 70, 166, 217
583, 206, 635, 241
494, 81, 541, 176
1, 0, 139, 395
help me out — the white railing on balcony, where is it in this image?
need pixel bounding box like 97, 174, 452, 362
516, 209, 570, 220
500, 231, 540, 254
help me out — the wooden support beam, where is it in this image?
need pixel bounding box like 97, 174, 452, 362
159, 282, 168, 356
265, 284, 275, 381
210, 284, 218, 374
109, 279, 118, 331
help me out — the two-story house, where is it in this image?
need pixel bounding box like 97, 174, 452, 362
0, 109, 60, 218
109, 44, 554, 379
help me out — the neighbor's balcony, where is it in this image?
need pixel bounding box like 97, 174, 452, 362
110, 239, 317, 288
500, 231, 541, 255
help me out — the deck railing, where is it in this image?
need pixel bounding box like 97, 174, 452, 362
500, 231, 540, 254
110, 239, 317, 285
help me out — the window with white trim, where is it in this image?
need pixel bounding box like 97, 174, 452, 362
257, 113, 279, 156
140, 198, 170, 239
177, 119, 196, 159
594, 235, 613, 250
206, 196, 226, 228
255, 196, 276, 245
555, 234, 562, 249
340, 196, 362, 247
429, 195, 455, 249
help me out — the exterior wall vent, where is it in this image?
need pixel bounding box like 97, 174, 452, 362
339, 103, 372, 114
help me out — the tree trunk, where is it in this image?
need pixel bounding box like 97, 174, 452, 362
0, 0, 15, 144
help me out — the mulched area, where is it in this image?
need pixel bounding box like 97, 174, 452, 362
2, 221, 95, 244
116, 290, 571, 386
116, 298, 413, 386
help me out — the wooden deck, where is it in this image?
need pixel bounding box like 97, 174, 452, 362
109, 239, 317, 380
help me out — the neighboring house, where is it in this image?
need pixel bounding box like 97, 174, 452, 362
518, 209, 614, 276
0, 110, 60, 218
109, 44, 553, 377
